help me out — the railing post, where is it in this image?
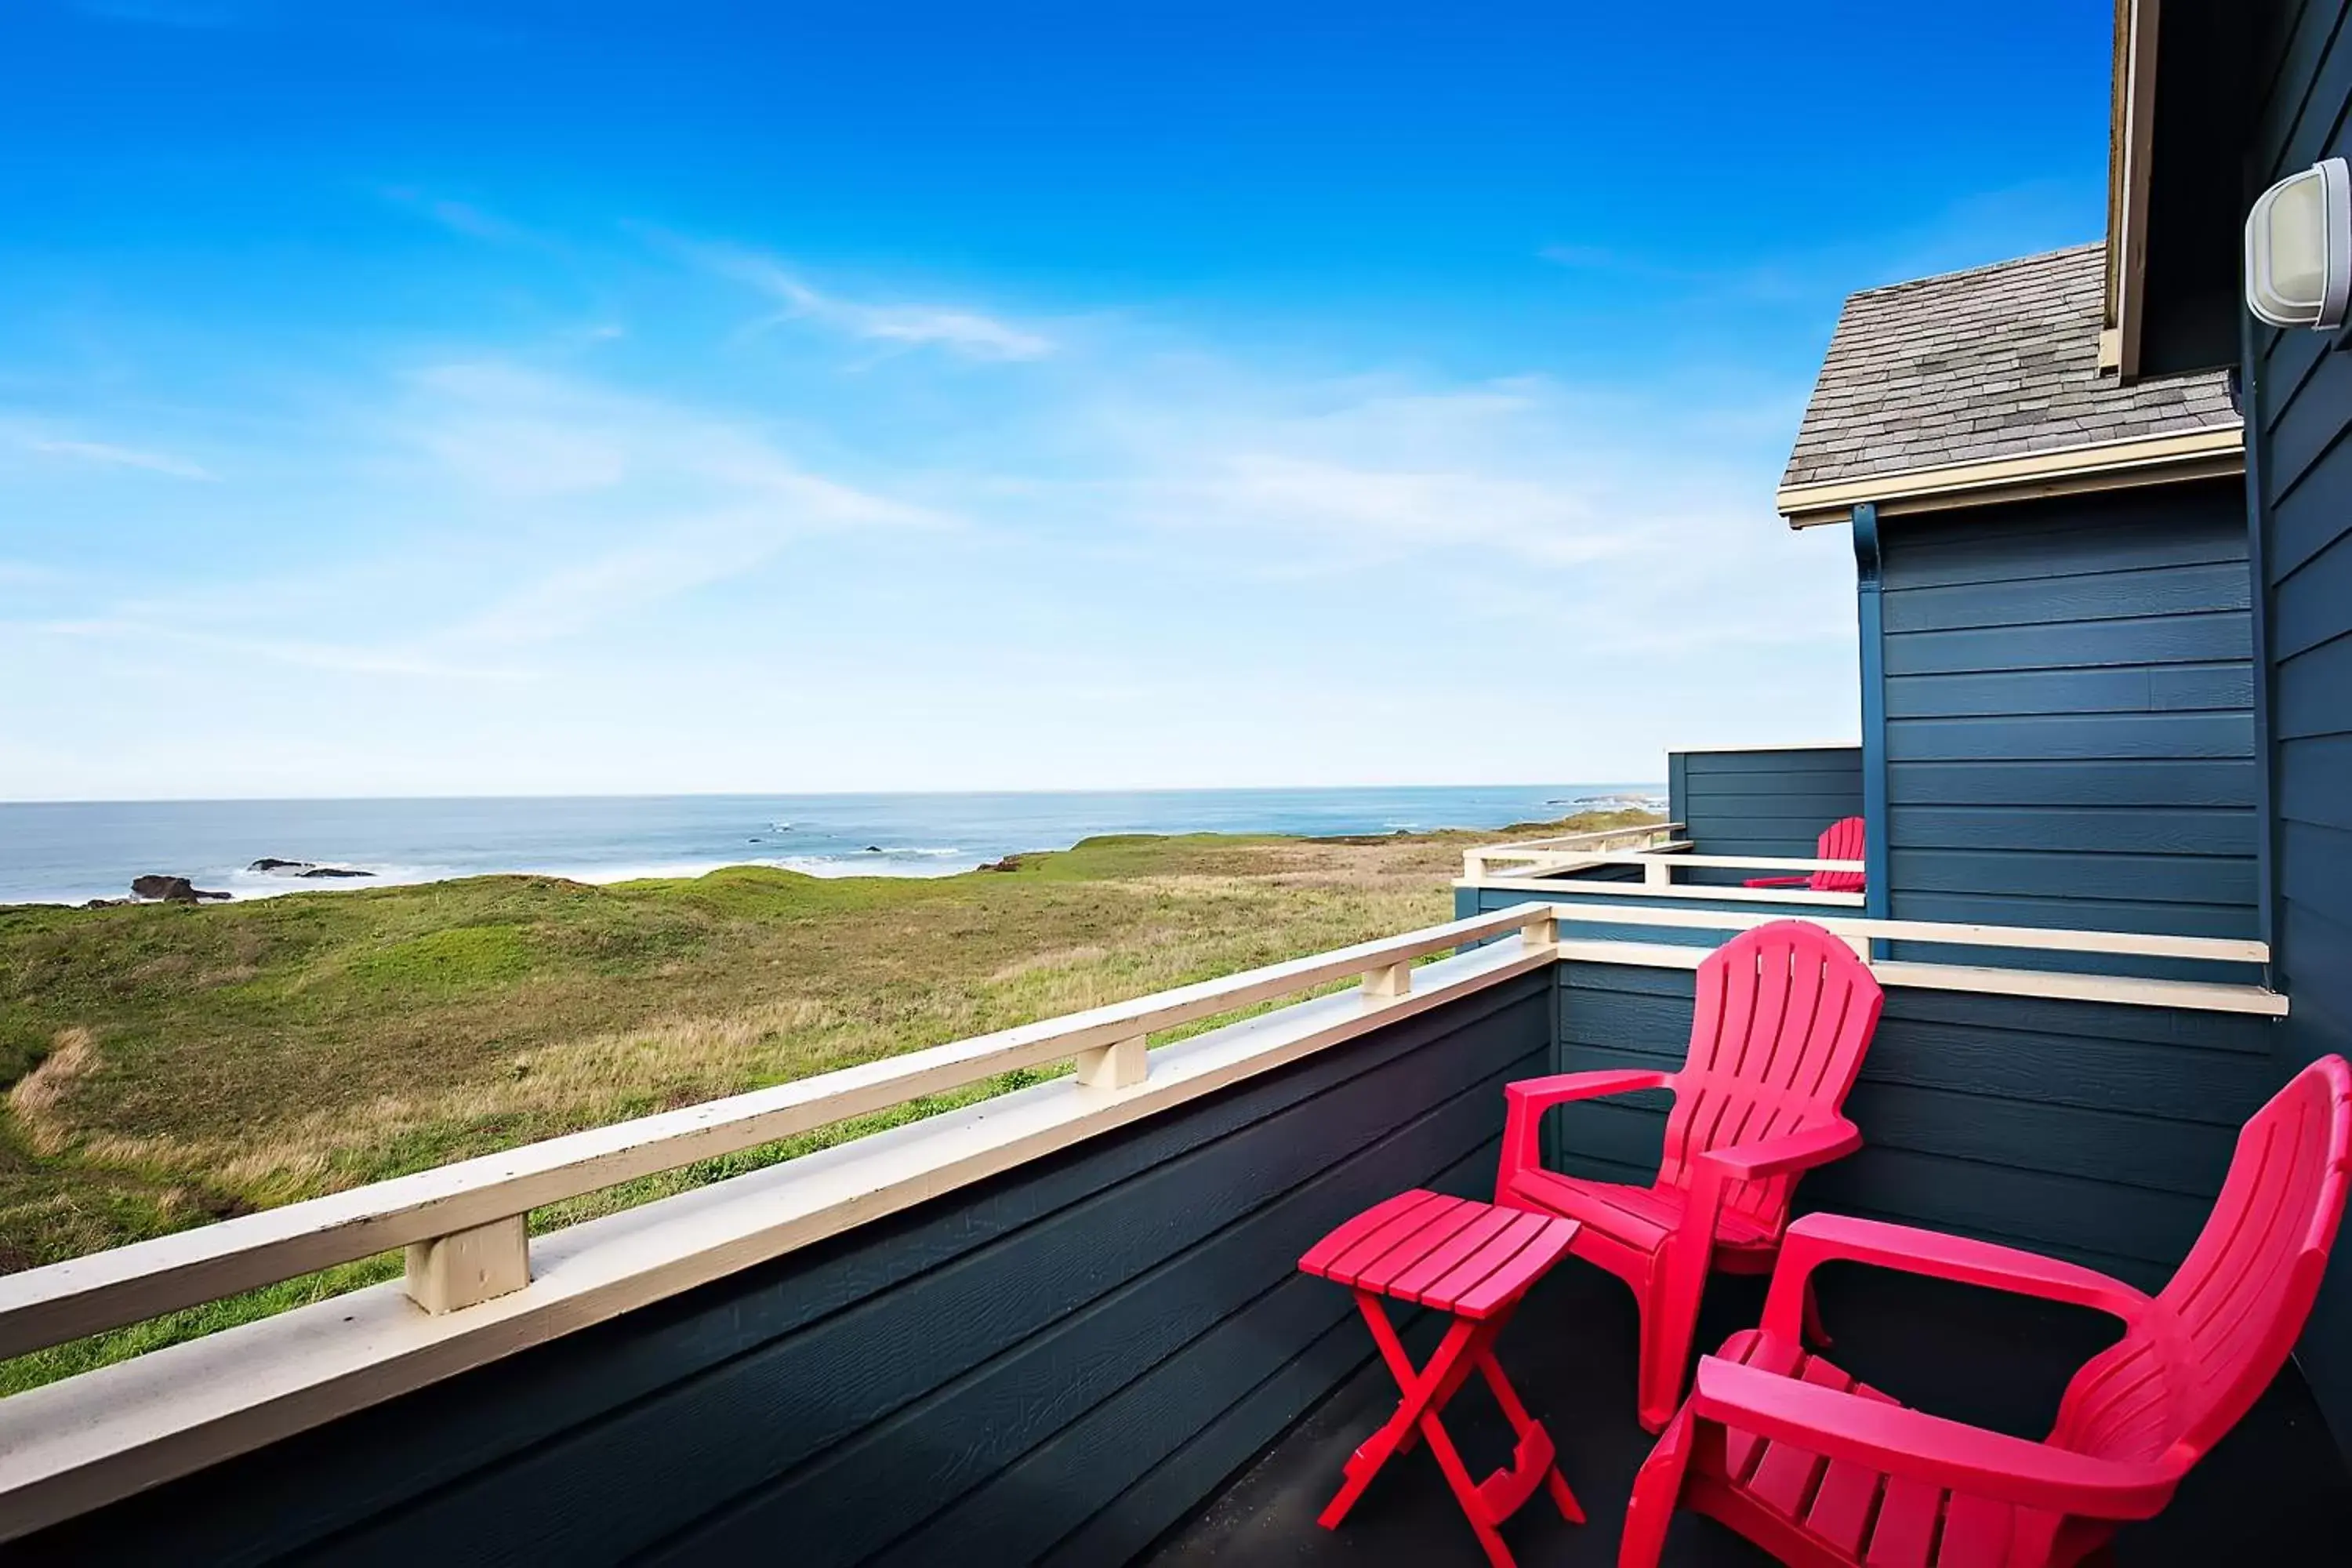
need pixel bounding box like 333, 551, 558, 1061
1074, 1033, 1148, 1090
1643, 858, 1671, 888
1362, 960, 1412, 999
405, 1214, 531, 1315
1520, 913, 1558, 953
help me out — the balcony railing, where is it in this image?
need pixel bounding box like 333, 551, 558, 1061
0, 900, 2294, 1554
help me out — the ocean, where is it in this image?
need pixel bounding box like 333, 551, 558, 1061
0, 785, 1663, 907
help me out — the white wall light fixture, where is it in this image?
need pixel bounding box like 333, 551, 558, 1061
2246, 157, 2352, 329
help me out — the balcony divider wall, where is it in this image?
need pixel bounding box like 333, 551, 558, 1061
11, 978, 1550, 1567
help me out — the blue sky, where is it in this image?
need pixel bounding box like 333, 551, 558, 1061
1, 2, 2114, 799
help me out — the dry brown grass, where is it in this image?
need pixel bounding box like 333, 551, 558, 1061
0, 811, 1654, 1270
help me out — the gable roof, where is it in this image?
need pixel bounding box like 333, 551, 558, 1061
1776, 243, 2241, 524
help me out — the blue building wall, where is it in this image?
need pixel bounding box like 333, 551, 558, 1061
1668, 745, 1862, 886
1549, 960, 2280, 1291
14, 980, 1550, 1567
1874, 481, 2261, 944
2249, 0, 2352, 1458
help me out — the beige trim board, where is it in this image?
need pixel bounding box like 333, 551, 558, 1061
1666, 740, 1860, 755
1779, 425, 2244, 528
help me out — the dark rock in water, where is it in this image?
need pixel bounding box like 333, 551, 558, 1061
130, 875, 230, 903
863, 845, 883, 853
747, 837, 762, 843
250, 858, 372, 879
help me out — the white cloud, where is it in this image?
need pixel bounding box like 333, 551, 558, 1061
24, 436, 216, 481
688, 242, 1054, 361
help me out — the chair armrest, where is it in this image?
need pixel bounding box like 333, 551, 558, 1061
1759, 1212, 2151, 1343
1498, 1069, 1675, 1195
1504, 1069, 1674, 1114
1690, 1356, 2182, 1519
1696, 1118, 1860, 1182
1742, 874, 1809, 888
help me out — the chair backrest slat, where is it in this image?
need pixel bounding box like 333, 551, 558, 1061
1809, 815, 1867, 894
2056, 1055, 2352, 1465
1657, 920, 1884, 1232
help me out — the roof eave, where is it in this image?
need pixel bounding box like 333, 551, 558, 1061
1775, 423, 2244, 528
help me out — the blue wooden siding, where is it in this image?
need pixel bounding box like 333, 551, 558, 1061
15, 979, 1551, 1567
1875, 483, 2262, 945
2251, 0, 2352, 1459
1548, 960, 2279, 1291
1668, 746, 1863, 885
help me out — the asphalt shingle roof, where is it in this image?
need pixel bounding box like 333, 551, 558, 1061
1778, 243, 2239, 497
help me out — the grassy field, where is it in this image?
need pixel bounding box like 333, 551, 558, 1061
0, 810, 1651, 1388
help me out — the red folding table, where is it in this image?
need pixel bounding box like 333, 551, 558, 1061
1299, 1189, 1586, 1567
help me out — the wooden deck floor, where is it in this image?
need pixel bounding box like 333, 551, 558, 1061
1141, 1254, 2352, 1566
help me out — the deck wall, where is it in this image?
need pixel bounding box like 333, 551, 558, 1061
2249, 0, 2352, 1458
14, 977, 1551, 1567
1874, 481, 2261, 945
1548, 960, 2281, 1291
1667, 746, 1864, 884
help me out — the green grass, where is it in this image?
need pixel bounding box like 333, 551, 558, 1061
0, 809, 1655, 1390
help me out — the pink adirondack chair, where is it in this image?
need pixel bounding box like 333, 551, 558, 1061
1745, 816, 1866, 894
1618, 1054, 2352, 1568
1495, 920, 1885, 1431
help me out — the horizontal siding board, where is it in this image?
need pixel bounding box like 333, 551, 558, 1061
1882, 613, 2251, 676
1541, 1098, 2212, 1275
2255, 0, 2346, 173
1886, 848, 2256, 905
2281, 734, 2352, 832
1886, 806, 2256, 857
1801, 1149, 2202, 1284
1885, 758, 2258, 808
1881, 891, 2263, 943
1881, 517, 2249, 591
2278, 900, 2352, 1054
2267, 437, 2352, 579
1031, 1305, 1372, 1567
2279, 820, 2352, 931
2276, 630, 2352, 739
2267, 347, 2352, 504
1880, 562, 2250, 636
1679, 750, 1864, 778
2274, 535, 2352, 659
1883, 664, 2253, 720
1885, 713, 2255, 762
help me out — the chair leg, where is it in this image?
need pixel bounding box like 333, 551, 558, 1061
1802, 1277, 1833, 1349
1618, 1406, 1697, 1568
1317, 1303, 1484, 1530
1639, 1241, 1710, 1432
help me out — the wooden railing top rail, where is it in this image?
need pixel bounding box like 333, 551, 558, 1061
1478, 821, 1682, 855
1463, 822, 1684, 880
0, 902, 1559, 1364
1497, 895, 2270, 967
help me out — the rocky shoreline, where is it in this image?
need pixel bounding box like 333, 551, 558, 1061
82, 859, 376, 909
